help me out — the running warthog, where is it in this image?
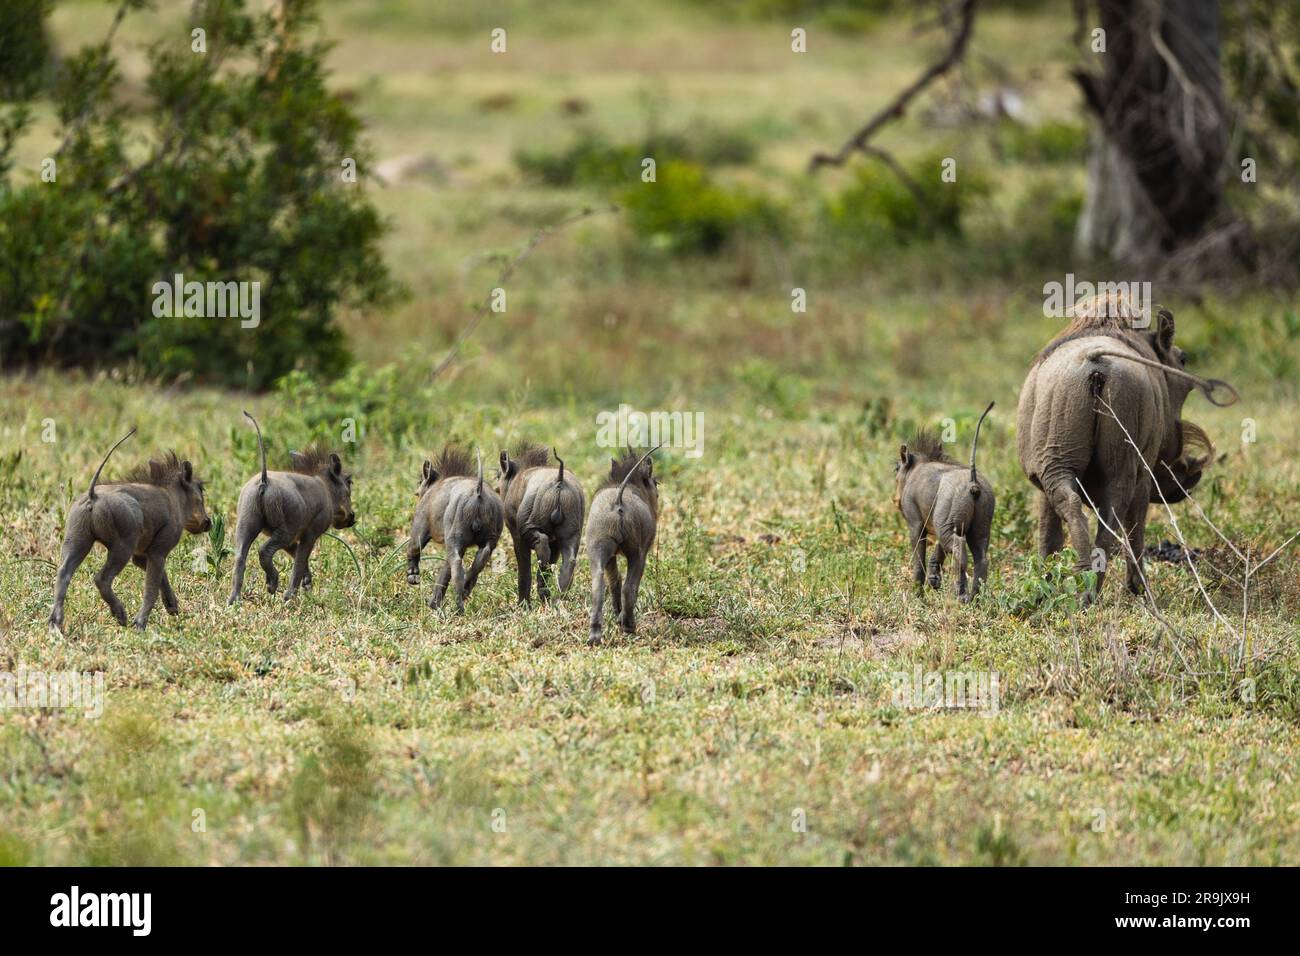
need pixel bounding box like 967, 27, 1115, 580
586, 446, 661, 644
895, 403, 996, 602
407, 446, 504, 612
228, 412, 356, 604
498, 443, 586, 604
1016, 294, 1236, 596
50, 429, 212, 633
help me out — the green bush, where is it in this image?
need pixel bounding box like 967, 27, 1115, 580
824, 151, 989, 245
0, 0, 52, 100
0, 0, 395, 388
994, 119, 1088, 164
516, 123, 758, 189
620, 160, 785, 255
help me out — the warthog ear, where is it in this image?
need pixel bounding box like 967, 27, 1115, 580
1156, 308, 1175, 353
181, 460, 193, 483
422, 459, 433, 481
149, 459, 165, 482
329, 453, 342, 476
898, 444, 910, 464
498, 451, 514, 479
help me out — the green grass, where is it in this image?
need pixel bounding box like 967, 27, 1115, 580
1, 0, 1298, 866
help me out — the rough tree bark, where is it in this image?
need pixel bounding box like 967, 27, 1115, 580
1073, 0, 1229, 262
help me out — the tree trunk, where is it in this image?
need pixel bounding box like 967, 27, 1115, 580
1073, 0, 1227, 263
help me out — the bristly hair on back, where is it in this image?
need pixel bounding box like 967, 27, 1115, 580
432, 444, 477, 478
1035, 291, 1154, 365
121, 451, 200, 485
288, 444, 337, 475
511, 441, 551, 469
599, 448, 655, 491
905, 429, 956, 464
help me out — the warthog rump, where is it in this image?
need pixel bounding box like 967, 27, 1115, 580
1016, 294, 1235, 597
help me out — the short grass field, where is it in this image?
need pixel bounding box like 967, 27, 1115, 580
1, 0, 1299, 865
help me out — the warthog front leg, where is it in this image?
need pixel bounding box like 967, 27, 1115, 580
95, 539, 135, 626
134, 554, 179, 615
429, 557, 453, 611
283, 535, 318, 602
133, 550, 169, 629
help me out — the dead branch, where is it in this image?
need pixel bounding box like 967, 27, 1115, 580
808, 0, 979, 173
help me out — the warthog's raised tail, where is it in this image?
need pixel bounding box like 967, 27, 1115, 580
616, 442, 665, 513
969, 401, 994, 494
551, 448, 566, 526
243, 410, 268, 493
88, 427, 137, 501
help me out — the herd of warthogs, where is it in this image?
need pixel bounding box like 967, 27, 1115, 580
48, 293, 1236, 641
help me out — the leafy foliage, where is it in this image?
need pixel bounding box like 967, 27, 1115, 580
824, 150, 989, 245
0, 0, 395, 388
620, 159, 786, 255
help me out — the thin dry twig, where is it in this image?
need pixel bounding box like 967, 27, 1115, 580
808, 0, 978, 172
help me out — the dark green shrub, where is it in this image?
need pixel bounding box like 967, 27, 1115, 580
620, 160, 786, 255
516, 123, 758, 189
824, 151, 989, 245
994, 119, 1088, 164
0, 0, 395, 388
0, 0, 53, 100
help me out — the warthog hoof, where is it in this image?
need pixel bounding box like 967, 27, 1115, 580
587, 631, 603, 647
407, 572, 419, 586
958, 592, 973, 604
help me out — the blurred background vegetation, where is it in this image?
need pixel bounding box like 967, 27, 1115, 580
0, 0, 1295, 395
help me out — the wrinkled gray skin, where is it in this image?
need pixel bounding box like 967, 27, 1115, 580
895, 444, 995, 603
50, 437, 212, 633
498, 449, 586, 604
1017, 308, 1210, 597
407, 459, 504, 613
228, 421, 356, 605
586, 455, 659, 644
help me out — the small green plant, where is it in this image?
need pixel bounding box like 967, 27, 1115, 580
824, 150, 989, 245
516, 124, 758, 188
621, 160, 785, 255
198, 512, 233, 575
994, 119, 1088, 164
995, 551, 1092, 619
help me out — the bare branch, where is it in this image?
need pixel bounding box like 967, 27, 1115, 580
808, 0, 978, 173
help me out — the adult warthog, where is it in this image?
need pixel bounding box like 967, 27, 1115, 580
1016, 294, 1237, 597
